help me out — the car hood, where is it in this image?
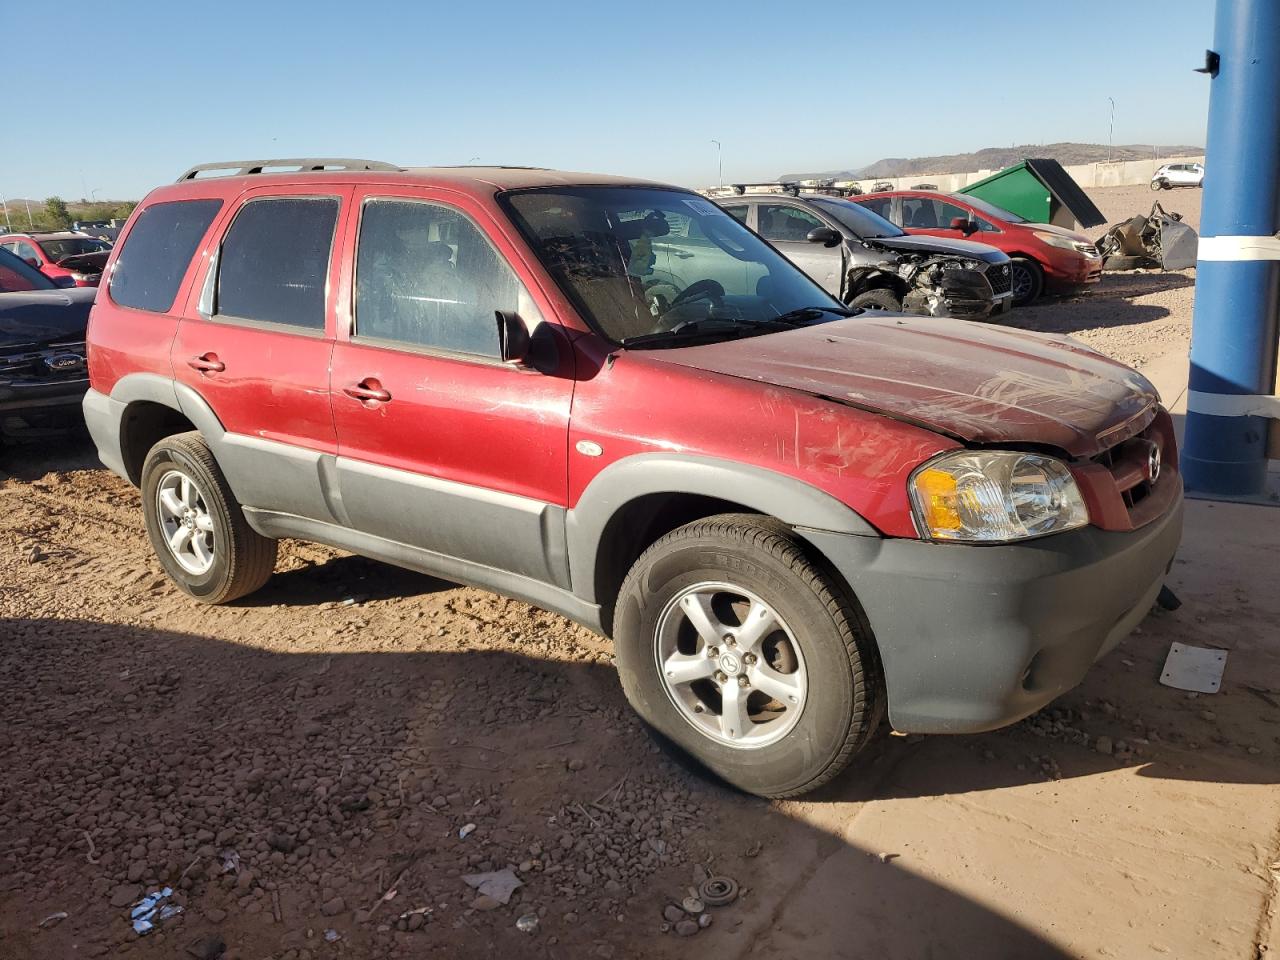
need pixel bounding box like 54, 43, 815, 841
0, 288, 95, 348
869, 233, 1008, 264
1024, 221, 1092, 245
652, 315, 1158, 458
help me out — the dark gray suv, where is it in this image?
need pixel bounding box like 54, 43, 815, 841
718, 191, 1013, 319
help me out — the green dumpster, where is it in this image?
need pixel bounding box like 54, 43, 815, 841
959, 159, 1105, 231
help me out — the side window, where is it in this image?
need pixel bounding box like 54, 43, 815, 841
16, 241, 39, 262
110, 199, 223, 312
974, 216, 998, 232
935, 201, 972, 229
354, 199, 523, 358
858, 197, 893, 221
721, 204, 750, 225
215, 198, 339, 330
756, 204, 824, 242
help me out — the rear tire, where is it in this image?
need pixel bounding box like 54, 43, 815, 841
849, 288, 902, 312
141, 432, 277, 604
613, 514, 882, 798
1010, 257, 1044, 305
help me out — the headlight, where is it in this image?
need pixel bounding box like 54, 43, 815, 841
1033, 231, 1094, 256
909, 450, 1088, 542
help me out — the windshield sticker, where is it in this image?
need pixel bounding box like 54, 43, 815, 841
681, 197, 723, 217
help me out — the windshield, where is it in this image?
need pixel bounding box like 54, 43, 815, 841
40, 236, 112, 261
0, 247, 57, 292
806, 197, 905, 239
957, 195, 1026, 224
502, 187, 848, 345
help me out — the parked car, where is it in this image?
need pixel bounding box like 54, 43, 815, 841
84, 159, 1183, 798
0, 231, 112, 287
1151, 162, 1204, 190
0, 247, 94, 436
853, 190, 1104, 305
718, 190, 1013, 319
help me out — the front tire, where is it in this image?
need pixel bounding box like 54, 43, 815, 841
613, 515, 882, 798
1010, 257, 1044, 305
141, 432, 277, 604
849, 288, 902, 312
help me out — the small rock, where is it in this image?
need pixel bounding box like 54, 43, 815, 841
110, 884, 142, 908
206, 908, 227, 924
662, 904, 685, 923
186, 934, 226, 960
674, 919, 699, 937
1199, 710, 1217, 722
566, 758, 586, 772
698, 913, 713, 929
1247, 746, 1262, 755
407, 913, 425, 931
472, 894, 501, 911
1095, 736, 1114, 756
321, 896, 346, 917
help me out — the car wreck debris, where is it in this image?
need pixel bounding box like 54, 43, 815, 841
1097, 203, 1199, 271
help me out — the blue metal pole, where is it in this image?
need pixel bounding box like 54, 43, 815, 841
1183, 0, 1280, 496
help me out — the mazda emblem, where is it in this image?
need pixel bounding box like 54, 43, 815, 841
1147, 444, 1162, 484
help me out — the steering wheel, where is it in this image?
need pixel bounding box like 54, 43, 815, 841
656, 278, 725, 323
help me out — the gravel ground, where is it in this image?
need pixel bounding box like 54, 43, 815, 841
3, 183, 1277, 960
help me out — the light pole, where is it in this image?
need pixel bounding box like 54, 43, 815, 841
710, 140, 722, 189
91, 188, 102, 203
23, 199, 33, 227
1107, 97, 1116, 161
0, 196, 9, 232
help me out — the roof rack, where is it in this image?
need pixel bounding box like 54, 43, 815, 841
175, 158, 402, 182
729, 181, 862, 197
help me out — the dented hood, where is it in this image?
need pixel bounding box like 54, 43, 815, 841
652, 315, 1158, 458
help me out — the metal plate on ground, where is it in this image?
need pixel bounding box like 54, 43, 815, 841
1159, 642, 1227, 693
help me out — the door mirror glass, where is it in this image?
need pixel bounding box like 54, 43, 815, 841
806, 226, 842, 248
949, 217, 979, 236
496, 310, 530, 364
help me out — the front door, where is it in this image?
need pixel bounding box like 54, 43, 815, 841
328, 188, 575, 585
754, 202, 844, 296
171, 186, 349, 522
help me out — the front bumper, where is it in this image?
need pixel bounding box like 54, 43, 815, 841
801, 484, 1183, 733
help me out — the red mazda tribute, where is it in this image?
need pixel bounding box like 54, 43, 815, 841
83, 159, 1182, 797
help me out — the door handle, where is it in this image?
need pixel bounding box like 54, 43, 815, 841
344, 378, 391, 403
187, 353, 225, 373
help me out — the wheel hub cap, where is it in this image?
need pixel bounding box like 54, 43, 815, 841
655, 581, 808, 750
156, 469, 216, 576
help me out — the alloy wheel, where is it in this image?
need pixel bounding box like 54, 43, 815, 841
155, 469, 216, 575
654, 581, 808, 749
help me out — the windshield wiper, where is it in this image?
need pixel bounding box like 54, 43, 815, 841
771, 305, 859, 324
621, 317, 794, 348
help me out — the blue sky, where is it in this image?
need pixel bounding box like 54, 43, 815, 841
4, 0, 1214, 201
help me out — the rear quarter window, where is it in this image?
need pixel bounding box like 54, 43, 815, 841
109, 199, 222, 312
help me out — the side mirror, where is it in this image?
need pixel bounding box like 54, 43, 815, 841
495, 311, 530, 365
806, 226, 842, 248
950, 217, 979, 236
24, 256, 42, 268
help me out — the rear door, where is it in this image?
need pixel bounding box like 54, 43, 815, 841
899, 196, 976, 241
328, 186, 575, 585
754, 202, 843, 295
171, 185, 350, 521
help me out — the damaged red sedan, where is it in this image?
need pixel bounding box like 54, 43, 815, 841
84, 164, 1182, 797
0, 231, 112, 287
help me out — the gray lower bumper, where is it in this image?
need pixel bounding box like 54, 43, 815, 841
801, 486, 1184, 734
82, 387, 129, 480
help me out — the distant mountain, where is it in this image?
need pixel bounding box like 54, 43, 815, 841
777, 142, 1204, 182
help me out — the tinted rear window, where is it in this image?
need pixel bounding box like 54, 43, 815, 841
110, 199, 222, 312
215, 198, 339, 330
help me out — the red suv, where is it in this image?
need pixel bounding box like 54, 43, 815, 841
83, 158, 1182, 798
852, 191, 1103, 305
0, 231, 112, 287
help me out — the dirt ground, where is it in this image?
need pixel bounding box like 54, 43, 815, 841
3, 184, 1279, 960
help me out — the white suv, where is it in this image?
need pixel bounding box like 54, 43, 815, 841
1151, 162, 1204, 190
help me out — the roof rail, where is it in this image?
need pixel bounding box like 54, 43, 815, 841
175, 158, 402, 182
729, 181, 862, 198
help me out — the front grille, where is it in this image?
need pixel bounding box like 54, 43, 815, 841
0, 340, 87, 383
985, 262, 1012, 295
1081, 409, 1177, 530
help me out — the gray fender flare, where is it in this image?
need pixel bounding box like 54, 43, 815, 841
108, 373, 228, 444
564, 453, 879, 603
